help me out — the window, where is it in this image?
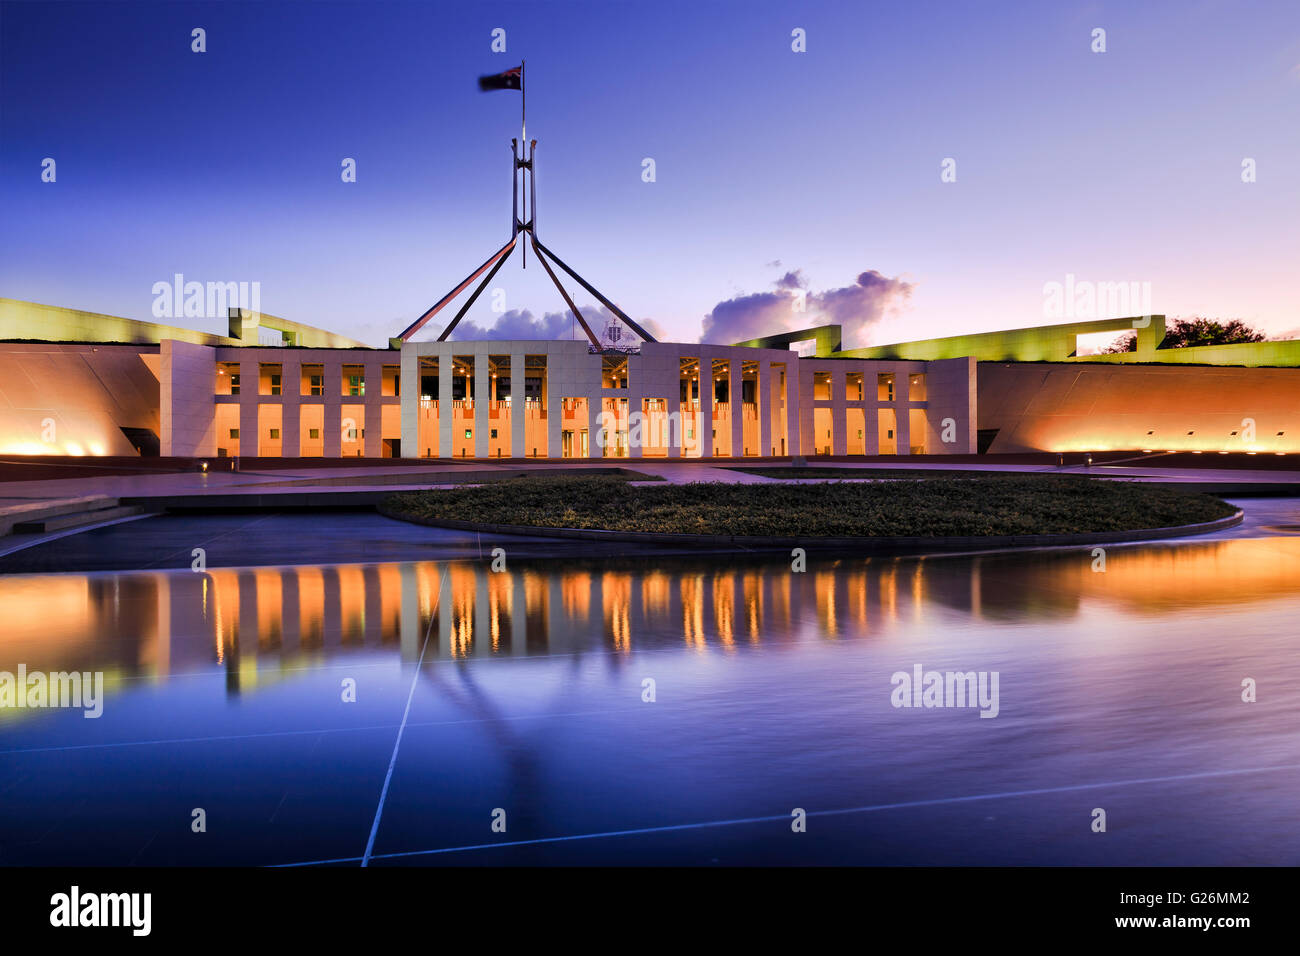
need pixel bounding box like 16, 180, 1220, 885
813, 371, 832, 400
601, 355, 628, 389
490, 429, 498, 439
464, 429, 472, 439
301, 365, 325, 397
269, 428, 280, 439
309, 428, 320, 439
229, 428, 239, 439
216, 362, 241, 395
877, 373, 895, 402
348, 375, 363, 397
270, 374, 282, 396
846, 373, 863, 401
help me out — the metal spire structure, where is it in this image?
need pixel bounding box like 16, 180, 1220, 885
391, 62, 656, 350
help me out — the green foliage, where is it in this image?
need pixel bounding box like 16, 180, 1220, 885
1161, 318, 1266, 348
728, 467, 1060, 480
384, 475, 1235, 537
1105, 317, 1266, 353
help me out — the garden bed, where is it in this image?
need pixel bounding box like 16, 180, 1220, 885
382, 474, 1239, 539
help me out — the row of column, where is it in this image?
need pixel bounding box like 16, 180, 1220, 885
397, 348, 801, 459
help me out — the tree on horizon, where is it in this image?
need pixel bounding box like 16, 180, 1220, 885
1102, 317, 1268, 353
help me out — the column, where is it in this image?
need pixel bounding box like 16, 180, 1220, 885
364, 355, 384, 458
438, 346, 453, 458
546, 352, 563, 460
864, 390, 881, 455
400, 345, 418, 458
511, 351, 526, 459
585, 384, 599, 458
758, 360, 771, 457
699, 351, 713, 458
832, 367, 848, 456
280, 353, 301, 458
239, 359, 258, 457
322, 356, 343, 457
627, 354, 644, 459
729, 358, 743, 458
474, 352, 489, 459
797, 365, 814, 457
895, 390, 911, 455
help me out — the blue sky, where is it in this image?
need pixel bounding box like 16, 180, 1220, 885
3, 0, 1298, 347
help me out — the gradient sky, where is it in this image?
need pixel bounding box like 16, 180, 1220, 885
3, 0, 1298, 347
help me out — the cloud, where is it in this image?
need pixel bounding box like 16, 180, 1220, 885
699, 268, 914, 346
441, 304, 661, 343
447, 308, 573, 340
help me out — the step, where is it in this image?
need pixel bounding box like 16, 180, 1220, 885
12, 504, 144, 534
0, 496, 120, 534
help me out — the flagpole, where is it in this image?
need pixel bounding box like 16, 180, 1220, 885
514, 59, 520, 265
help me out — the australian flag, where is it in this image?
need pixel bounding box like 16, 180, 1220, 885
478, 66, 522, 92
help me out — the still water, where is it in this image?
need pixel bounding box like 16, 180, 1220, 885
1, 532, 1298, 866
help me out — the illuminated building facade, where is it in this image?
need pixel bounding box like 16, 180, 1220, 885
2, 297, 1298, 459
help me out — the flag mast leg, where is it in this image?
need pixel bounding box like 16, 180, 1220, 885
514, 59, 520, 269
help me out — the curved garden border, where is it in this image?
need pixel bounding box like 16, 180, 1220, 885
377, 505, 1244, 554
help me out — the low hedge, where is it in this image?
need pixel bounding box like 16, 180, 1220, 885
383, 474, 1237, 537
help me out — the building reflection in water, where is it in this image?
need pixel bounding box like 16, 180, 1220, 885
0, 537, 1297, 702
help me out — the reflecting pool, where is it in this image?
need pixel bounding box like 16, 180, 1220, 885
1, 533, 1298, 865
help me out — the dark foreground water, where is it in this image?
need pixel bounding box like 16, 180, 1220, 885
1, 527, 1299, 866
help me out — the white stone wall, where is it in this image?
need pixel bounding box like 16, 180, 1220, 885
161, 340, 217, 456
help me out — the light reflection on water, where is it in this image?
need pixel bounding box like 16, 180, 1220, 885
1, 536, 1298, 866
4, 538, 1299, 684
